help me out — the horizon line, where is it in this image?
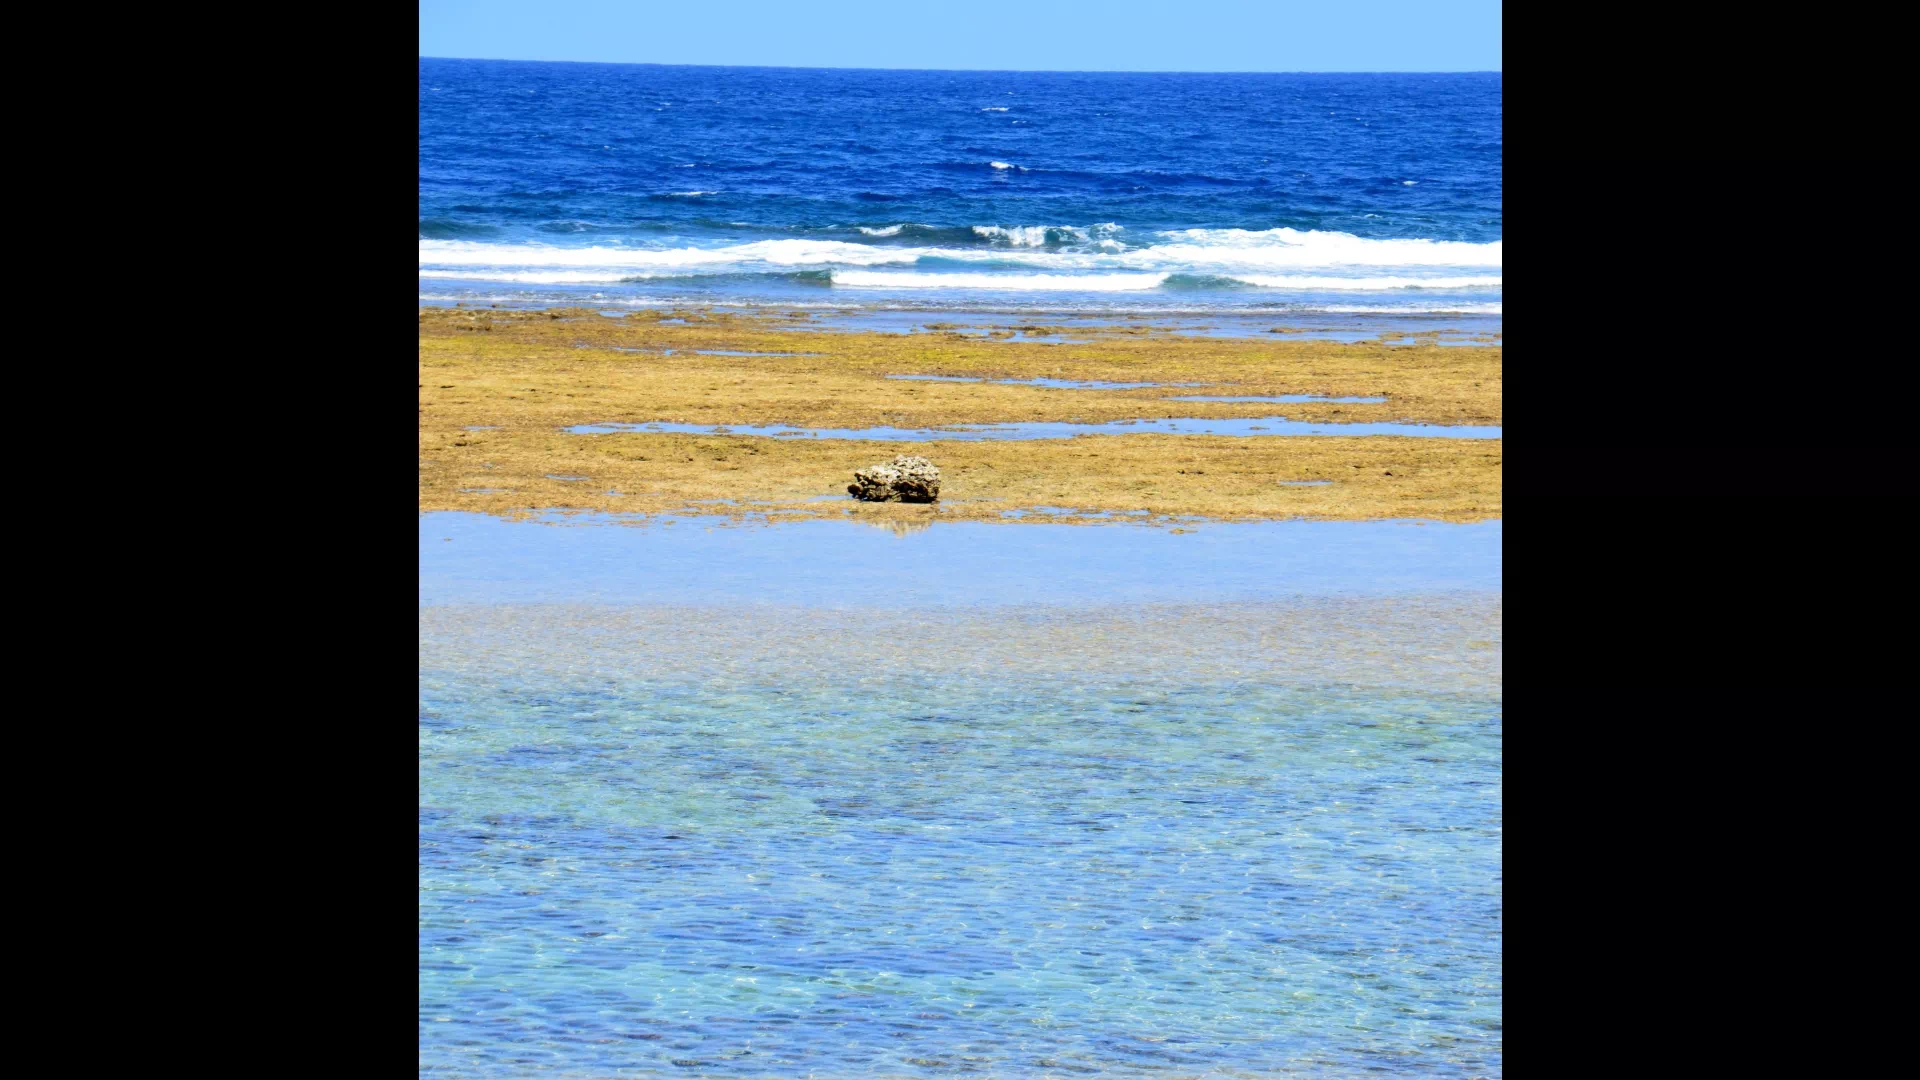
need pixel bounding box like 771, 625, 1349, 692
418, 55, 1502, 76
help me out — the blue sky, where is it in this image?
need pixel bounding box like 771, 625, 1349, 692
418, 1, 1502, 73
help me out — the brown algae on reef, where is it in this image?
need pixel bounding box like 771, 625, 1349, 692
418, 308, 1502, 524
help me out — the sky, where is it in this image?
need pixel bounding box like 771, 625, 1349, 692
418, 1, 1502, 73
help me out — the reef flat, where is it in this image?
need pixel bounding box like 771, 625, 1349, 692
419, 307, 1502, 523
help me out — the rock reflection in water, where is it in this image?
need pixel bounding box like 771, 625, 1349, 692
864, 516, 935, 537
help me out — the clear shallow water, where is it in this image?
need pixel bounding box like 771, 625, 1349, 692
420, 62, 1500, 321
421, 513, 1501, 607
426, 297, 1503, 345
565, 417, 1501, 440
421, 515, 1501, 1076
793, 309, 1504, 344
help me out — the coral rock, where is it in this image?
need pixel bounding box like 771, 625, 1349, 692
848, 455, 941, 503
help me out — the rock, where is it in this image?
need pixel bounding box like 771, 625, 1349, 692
848, 455, 941, 503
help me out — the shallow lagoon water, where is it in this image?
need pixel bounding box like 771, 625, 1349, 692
421, 513, 1499, 607
565, 417, 1502, 441
422, 514, 1501, 1076
424, 297, 1500, 346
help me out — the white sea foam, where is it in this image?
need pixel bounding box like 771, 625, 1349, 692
832, 271, 1170, 291
1317, 302, 1504, 314
1223, 275, 1502, 290
666, 190, 717, 196
418, 228, 1503, 292
420, 269, 640, 284
1143, 228, 1500, 267
988, 160, 1026, 170
980, 107, 1009, 112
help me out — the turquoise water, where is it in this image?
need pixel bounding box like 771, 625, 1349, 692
421, 515, 1501, 1076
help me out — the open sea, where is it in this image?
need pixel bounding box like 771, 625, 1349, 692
419, 61, 1501, 329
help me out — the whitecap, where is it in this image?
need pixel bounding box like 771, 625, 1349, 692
1142, 227, 1500, 268
416, 227, 1502, 287
832, 271, 1169, 291
1223, 274, 1501, 290
972, 225, 1062, 246
419, 269, 639, 284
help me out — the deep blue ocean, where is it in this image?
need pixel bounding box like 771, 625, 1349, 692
420, 60, 1501, 321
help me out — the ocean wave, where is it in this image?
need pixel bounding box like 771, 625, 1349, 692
972, 225, 1059, 247
1159, 274, 1256, 290
1223, 274, 1502, 290
848, 223, 990, 246
419, 227, 1503, 288
831, 271, 1170, 291
845, 223, 1121, 249
828, 270, 1500, 294
980, 107, 1009, 112
1317, 302, 1504, 314
419, 269, 638, 284
418, 218, 502, 240
423, 224, 1491, 265
1145, 227, 1501, 267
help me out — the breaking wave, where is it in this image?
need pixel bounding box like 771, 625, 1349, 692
831, 271, 1169, 291
418, 228, 1503, 303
